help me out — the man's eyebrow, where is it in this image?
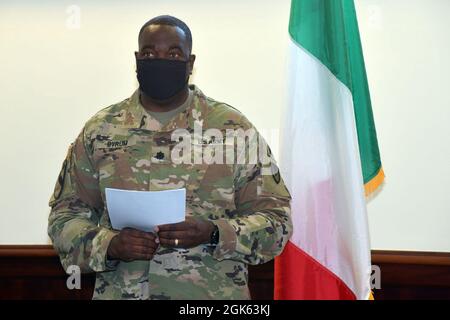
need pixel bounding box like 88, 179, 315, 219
168, 45, 183, 51
141, 45, 155, 51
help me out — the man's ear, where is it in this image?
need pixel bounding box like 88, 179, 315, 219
134, 51, 139, 73
188, 54, 196, 75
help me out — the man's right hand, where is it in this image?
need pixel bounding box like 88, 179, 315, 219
107, 228, 159, 262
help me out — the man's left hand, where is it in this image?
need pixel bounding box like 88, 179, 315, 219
157, 217, 215, 248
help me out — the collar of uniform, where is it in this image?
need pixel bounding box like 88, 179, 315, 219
126, 89, 145, 128
129, 85, 210, 132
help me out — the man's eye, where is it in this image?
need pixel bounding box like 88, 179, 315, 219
169, 52, 181, 59
143, 52, 155, 58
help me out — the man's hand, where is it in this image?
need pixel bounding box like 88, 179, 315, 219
157, 217, 215, 248
107, 228, 159, 262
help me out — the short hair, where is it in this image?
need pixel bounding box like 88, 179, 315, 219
138, 15, 192, 52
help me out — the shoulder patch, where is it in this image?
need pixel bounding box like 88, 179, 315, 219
51, 144, 73, 204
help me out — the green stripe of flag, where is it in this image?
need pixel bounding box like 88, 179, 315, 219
288, 0, 382, 184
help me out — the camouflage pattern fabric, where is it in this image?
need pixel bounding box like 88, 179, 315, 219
48, 85, 292, 300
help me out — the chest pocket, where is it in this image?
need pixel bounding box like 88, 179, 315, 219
188, 141, 236, 218
148, 136, 210, 207
93, 136, 149, 191
155, 136, 236, 218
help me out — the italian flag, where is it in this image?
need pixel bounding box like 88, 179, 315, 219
275, 0, 384, 300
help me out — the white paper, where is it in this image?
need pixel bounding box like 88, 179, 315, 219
105, 188, 186, 232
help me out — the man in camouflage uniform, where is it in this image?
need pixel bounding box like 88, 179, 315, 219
48, 15, 292, 300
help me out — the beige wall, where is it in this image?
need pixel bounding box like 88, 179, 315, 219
0, 0, 449, 251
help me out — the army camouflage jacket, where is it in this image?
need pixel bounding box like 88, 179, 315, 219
48, 85, 292, 299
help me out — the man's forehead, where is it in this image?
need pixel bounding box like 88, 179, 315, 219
139, 24, 187, 47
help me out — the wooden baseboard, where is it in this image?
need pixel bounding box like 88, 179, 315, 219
0, 245, 449, 300
370, 250, 450, 299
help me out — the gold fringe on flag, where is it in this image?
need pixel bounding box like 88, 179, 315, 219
366, 168, 385, 300
364, 167, 385, 197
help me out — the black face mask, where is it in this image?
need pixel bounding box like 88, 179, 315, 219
136, 58, 189, 101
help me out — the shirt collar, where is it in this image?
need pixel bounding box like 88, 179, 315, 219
127, 85, 209, 132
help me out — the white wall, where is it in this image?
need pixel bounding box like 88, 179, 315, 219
355, 0, 450, 252
0, 0, 449, 251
